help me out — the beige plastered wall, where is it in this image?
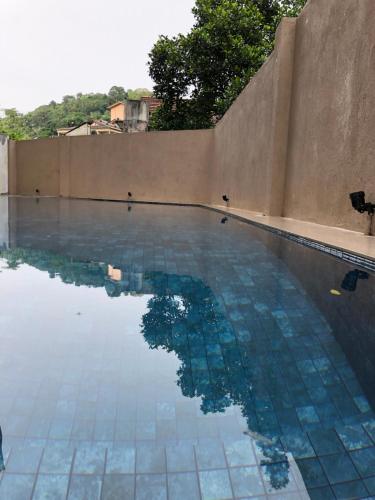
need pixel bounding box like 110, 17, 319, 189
8, 0, 375, 233
283, 0, 375, 232
11, 129, 214, 204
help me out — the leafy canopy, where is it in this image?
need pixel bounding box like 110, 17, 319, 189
148, 0, 307, 130
0, 109, 31, 141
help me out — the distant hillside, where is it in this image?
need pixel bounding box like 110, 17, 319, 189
0, 86, 152, 140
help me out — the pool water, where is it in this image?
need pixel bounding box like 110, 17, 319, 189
0, 196, 375, 500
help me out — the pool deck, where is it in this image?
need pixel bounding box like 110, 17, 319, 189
204, 204, 375, 262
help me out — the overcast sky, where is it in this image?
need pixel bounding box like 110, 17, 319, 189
0, 0, 195, 112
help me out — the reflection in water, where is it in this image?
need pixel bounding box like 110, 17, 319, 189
1, 193, 375, 497
0, 248, 293, 489
341, 269, 369, 292
141, 272, 291, 489
0, 427, 4, 472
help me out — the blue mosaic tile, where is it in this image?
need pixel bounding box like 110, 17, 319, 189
39, 442, 74, 474
135, 474, 167, 500
296, 406, 320, 425
308, 429, 344, 456
199, 469, 233, 500
223, 438, 256, 467
364, 422, 375, 443
106, 445, 135, 474
67, 475, 102, 500
49, 418, 73, 440
320, 453, 360, 485
136, 444, 166, 474
260, 461, 298, 495
27, 417, 51, 439
364, 476, 375, 495
114, 420, 136, 441
354, 396, 371, 414
0, 473, 35, 500
101, 474, 135, 500
195, 439, 226, 470
136, 420, 156, 440
33, 474, 70, 500
281, 431, 315, 459
296, 458, 328, 488
73, 444, 106, 474
307, 485, 336, 500
166, 442, 195, 472
332, 479, 369, 499
229, 466, 265, 497
336, 424, 373, 451
5, 445, 42, 474
168, 472, 200, 500
350, 447, 375, 478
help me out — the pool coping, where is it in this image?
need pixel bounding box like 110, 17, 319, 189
200, 204, 375, 273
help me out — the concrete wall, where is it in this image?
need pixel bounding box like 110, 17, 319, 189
15, 138, 60, 196
211, 18, 296, 216
12, 130, 214, 204
8, 0, 375, 233
0, 135, 8, 194
212, 0, 375, 232
283, 0, 375, 232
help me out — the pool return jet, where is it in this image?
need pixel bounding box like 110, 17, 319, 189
350, 191, 375, 236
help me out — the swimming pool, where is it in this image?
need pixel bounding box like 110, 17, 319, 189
0, 196, 374, 499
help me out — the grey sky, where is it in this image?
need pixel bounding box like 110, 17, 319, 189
0, 0, 195, 112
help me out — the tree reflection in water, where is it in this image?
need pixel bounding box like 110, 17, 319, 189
141, 271, 290, 490
0, 249, 290, 490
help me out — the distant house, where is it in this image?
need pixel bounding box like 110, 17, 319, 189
108, 96, 162, 133
107, 102, 126, 122
140, 96, 163, 117
57, 120, 122, 137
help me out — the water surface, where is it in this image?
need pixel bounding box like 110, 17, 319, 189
0, 197, 374, 499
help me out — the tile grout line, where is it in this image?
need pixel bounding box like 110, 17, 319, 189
99, 446, 108, 500
65, 447, 77, 500
29, 444, 46, 500
192, 442, 203, 500
221, 440, 236, 500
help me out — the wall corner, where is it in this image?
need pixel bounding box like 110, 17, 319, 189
265, 17, 297, 217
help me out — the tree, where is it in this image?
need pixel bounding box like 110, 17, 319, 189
127, 88, 153, 100
108, 86, 128, 104
279, 0, 307, 17
148, 0, 307, 130
0, 109, 31, 140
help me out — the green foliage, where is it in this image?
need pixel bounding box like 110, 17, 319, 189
0, 109, 31, 140
279, 0, 307, 17
108, 86, 128, 104
148, 0, 307, 130
127, 88, 153, 100
0, 86, 152, 140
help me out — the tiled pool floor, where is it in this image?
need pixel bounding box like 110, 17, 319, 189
0, 197, 375, 499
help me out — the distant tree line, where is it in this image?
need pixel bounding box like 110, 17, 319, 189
148, 0, 307, 130
0, 86, 152, 140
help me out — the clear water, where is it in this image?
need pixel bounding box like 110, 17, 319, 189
0, 196, 375, 500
